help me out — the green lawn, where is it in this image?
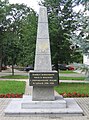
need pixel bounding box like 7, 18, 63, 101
0, 75, 86, 81
55, 83, 89, 94
0, 75, 28, 79
60, 76, 85, 80
0, 81, 26, 94
0, 80, 89, 97
59, 70, 77, 74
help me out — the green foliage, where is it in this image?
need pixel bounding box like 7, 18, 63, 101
1, 0, 85, 72
42, 0, 82, 66
5, 4, 37, 67
17, 11, 37, 66
0, 0, 10, 71
0, 0, 37, 72
71, 1, 89, 55
0, 81, 25, 94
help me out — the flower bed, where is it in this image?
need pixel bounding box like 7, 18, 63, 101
61, 92, 89, 97
0, 92, 89, 98
0, 93, 23, 98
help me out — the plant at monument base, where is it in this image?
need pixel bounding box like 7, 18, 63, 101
0, 93, 23, 98
61, 92, 89, 98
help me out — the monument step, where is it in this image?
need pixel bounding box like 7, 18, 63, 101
21, 95, 67, 109
4, 96, 83, 117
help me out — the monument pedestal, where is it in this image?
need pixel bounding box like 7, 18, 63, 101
22, 95, 66, 109
32, 86, 55, 101
5, 95, 83, 117
29, 70, 58, 101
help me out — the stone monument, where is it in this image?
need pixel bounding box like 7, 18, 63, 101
30, 6, 58, 101
4, 6, 83, 117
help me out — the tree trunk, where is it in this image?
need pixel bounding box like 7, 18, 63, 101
12, 63, 14, 75
0, 49, 2, 72
12, 56, 14, 75
0, 59, 2, 72
86, 70, 89, 81
54, 61, 59, 84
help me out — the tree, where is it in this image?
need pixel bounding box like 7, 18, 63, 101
41, 0, 81, 70
0, 1, 37, 74
17, 10, 37, 67
5, 3, 30, 75
0, 0, 9, 71
70, 1, 89, 80
71, 1, 89, 56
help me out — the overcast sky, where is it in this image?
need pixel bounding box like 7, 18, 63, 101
9, 0, 84, 13
9, 0, 41, 13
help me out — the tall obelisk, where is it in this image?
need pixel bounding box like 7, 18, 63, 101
29, 7, 58, 101
33, 7, 54, 101
34, 8, 52, 71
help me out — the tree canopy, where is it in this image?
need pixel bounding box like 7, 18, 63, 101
41, 0, 83, 70
71, 1, 89, 55
1, 0, 87, 73
0, 0, 37, 73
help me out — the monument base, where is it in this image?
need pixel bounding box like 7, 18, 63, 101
32, 86, 55, 101
5, 95, 83, 117
22, 95, 66, 109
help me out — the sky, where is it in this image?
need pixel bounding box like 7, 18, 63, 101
9, 0, 41, 13
9, 0, 84, 13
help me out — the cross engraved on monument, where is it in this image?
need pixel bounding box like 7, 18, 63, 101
29, 6, 58, 101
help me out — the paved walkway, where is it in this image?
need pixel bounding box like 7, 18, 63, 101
60, 80, 89, 83
0, 68, 28, 76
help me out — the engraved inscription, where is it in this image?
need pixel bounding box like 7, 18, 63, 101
29, 72, 58, 86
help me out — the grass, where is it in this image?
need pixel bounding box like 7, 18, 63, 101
0, 75, 28, 79
59, 70, 77, 74
0, 81, 26, 94
0, 75, 85, 81
55, 83, 89, 94
60, 76, 85, 80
